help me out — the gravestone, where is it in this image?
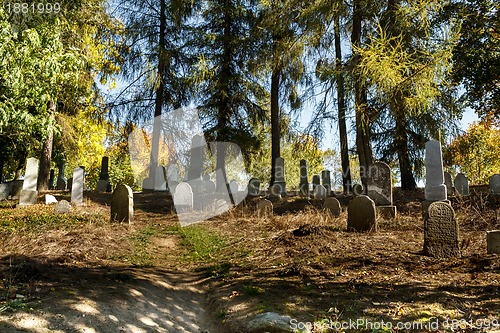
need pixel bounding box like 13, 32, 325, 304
67, 178, 73, 193
111, 184, 134, 224
248, 178, 261, 196
167, 164, 180, 193
10, 180, 23, 199
45, 194, 58, 205
268, 184, 282, 202
490, 174, 500, 196
367, 162, 397, 218
352, 183, 364, 196
205, 180, 216, 194
313, 185, 327, 200
173, 182, 193, 211
56, 162, 67, 190
312, 175, 320, 191
347, 195, 377, 232
444, 171, 454, 196
321, 170, 331, 195
54, 200, 71, 214
299, 160, 309, 197
18, 157, 39, 206
71, 167, 85, 206
454, 173, 469, 196
187, 134, 205, 181
154, 165, 167, 191
424, 140, 447, 201
323, 197, 341, 217
273, 157, 286, 194
424, 201, 460, 258
96, 156, 110, 192
229, 180, 246, 204
49, 169, 55, 190
487, 230, 500, 254
0, 183, 9, 200
257, 199, 273, 216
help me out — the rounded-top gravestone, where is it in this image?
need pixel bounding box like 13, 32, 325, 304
324, 197, 341, 217
111, 184, 134, 224
347, 195, 377, 232
424, 201, 459, 258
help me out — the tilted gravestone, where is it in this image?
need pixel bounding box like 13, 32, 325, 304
248, 178, 261, 196
423, 201, 460, 258
273, 157, 286, 194
347, 195, 377, 232
111, 184, 134, 224
490, 174, 500, 196
323, 197, 341, 217
299, 159, 309, 197
173, 182, 193, 212
367, 162, 396, 218
71, 167, 85, 206
313, 184, 327, 200
18, 157, 39, 206
424, 140, 447, 201
257, 199, 273, 216
321, 170, 331, 196
454, 173, 469, 196
444, 171, 454, 196
96, 156, 110, 192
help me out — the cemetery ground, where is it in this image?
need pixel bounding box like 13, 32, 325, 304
0, 189, 499, 333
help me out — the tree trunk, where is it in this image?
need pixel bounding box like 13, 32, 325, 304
393, 98, 417, 191
335, 15, 351, 194
37, 101, 55, 191
351, 0, 373, 191
270, 64, 281, 187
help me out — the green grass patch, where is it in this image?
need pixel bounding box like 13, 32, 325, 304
178, 225, 226, 262
242, 284, 264, 296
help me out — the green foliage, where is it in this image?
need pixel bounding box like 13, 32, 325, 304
178, 225, 226, 262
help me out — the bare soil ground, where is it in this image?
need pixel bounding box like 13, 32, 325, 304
0, 188, 499, 332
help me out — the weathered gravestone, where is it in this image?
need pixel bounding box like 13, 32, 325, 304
54, 200, 71, 214
56, 162, 67, 190
167, 164, 179, 193
321, 170, 331, 196
367, 162, 397, 218
111, 184, 134, 224
154, 165, 167, 191
444, 172, 454, 196
0, 183, 9, 200
10, 180, 23, 199
454, 173, 469, 196
313, 185, 327, 200
257, 199, 273, 216
273, 157, 286, 194
487, 230, 500, 254
268, 184, 282, 202
423, 201, 460, 258
18, 157, 39, 206
96, 156, 110, 192
173, 182, 193, 212
187, 134, 205, 181
323, 197, 341, 217
490, 174, 500, 196
347, 195, 377, 232
352, 183, 364, 196
299, 160, 309, 197
248, 178, 261, 196
71, 167, 85, 206
205, 180, 216, 194
425, 140, 447, 201
312, 175, 320, 191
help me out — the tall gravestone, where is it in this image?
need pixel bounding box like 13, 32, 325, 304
48, 169, 55, 190
490, 174, 500, 196
299, 160, 309, 197
273, 157, 286, 194
347, 195, 377, 232
454, 173, 469, 196
111, 184, 134, 224
367, 162, 397, 218
312, 175, 320, 191
71, 167, 85, 206
18, 157, 39, 206
187, 134, 205, 181
56, 162, 67, 190
424, 201, 460, 258
444, 172, 454, 196
424, 140, 447, 201
321, 170, 331, 196
96, 156, 110, 192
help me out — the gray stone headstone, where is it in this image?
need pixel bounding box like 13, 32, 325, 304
273, 157, 286, 194
367, 162, 392, 205
490, 174, 500, 196
347, 195, 377, 232
444, 171, 454, 196
257, 199, 273, 216
96, 156, 110, 192
324, 197, 341, 217
0, 183, 9, 200
154, 165, 167, 191
312, 175, 320, 191
56, 162, 66, 190
268, 184, 282, 201
321, 170, 331, 195
205, 180, 216, 194
248, 178, 261, 196
187, 134, 204, 181
111, 184, 134, 224
425, 140, 447, 201
71, 168, 85, 206
10, 180, 23, 199
454, 173, 469, 196
487, 230, 500, 254
313, 185, 327, 200
299, 160, 309, 196
54, 200, 71, 214
19, 158, 39, 206
173, 182, 193, 211
424, 201, 459, 258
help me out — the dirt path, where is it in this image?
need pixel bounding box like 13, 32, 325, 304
0, 267, 218, 333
